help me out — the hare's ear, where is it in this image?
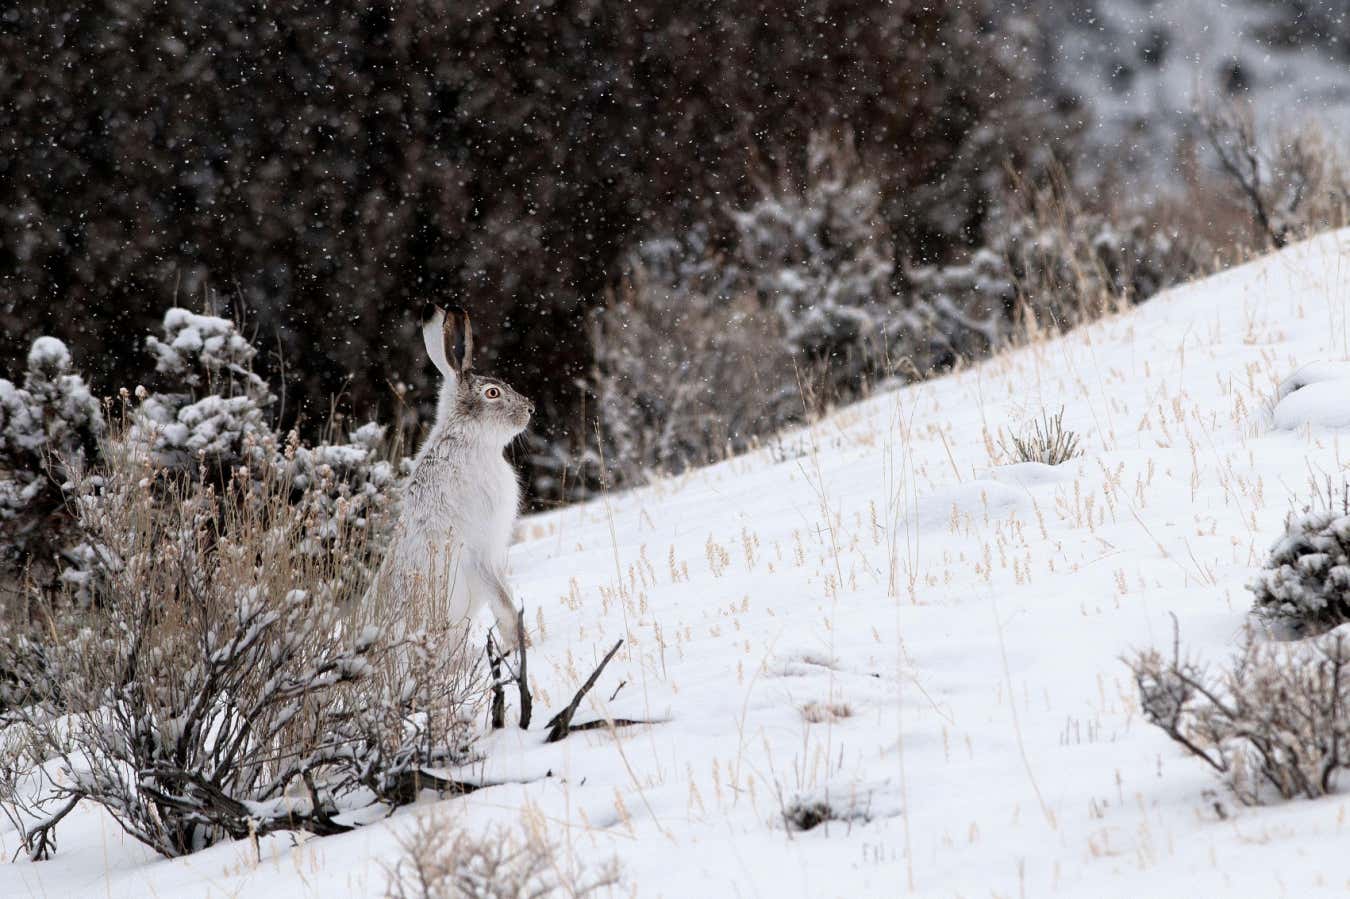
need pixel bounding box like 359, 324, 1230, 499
447, 307, 474, 373
421, 304, 475, 379
422, 304, 454, 381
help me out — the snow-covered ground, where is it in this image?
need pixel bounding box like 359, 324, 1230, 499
5, 230, 1350, 896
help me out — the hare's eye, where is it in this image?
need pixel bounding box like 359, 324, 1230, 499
484, 386, 502, 400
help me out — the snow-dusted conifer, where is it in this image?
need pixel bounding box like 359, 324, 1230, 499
131, 308, 275, 470
1251, 489, 1350, 633
730, 134, 894, 376
0, 336, 104, 578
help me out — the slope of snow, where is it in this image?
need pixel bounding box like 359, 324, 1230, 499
4, 230, 1350, 896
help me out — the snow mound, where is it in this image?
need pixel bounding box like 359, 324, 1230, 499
1273, 361, 1350, 430
986, 460, 1077, 489
909, 479, 1027, 532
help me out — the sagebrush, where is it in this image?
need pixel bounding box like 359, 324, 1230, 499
1130, 623, 1350, 805
0, 418, 478, 860
589, 137, 1195, 489
0, 309, 401, 613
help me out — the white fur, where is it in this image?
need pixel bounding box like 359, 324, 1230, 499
422, 308, 453, 381
373, 313, 524, 649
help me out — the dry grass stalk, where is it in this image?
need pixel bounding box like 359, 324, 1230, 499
385, 812, 622, 899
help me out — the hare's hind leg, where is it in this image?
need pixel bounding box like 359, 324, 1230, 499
487, 575, 524, 652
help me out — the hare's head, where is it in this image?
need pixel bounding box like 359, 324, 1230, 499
422, 304, 533, 443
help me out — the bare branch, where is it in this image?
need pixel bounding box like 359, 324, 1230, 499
17, 796, 80, 862
545, 640, 624, 743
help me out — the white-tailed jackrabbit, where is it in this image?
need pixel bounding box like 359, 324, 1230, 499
372, 305, 533, 650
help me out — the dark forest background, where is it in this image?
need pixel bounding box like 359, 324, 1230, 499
2, 1, 1346, 505
0, 2, 1064, 495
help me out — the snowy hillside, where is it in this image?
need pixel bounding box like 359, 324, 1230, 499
4, 230, 1350, 896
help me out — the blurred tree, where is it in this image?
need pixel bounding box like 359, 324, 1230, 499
0, 1, 1058, 500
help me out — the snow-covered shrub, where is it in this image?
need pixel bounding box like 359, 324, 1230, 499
590, 264, 804, 487
131, 308, 275, 471
731, 135, 895, 385
134, 310, 402, 538
2, 450, 478, 860
1022, 210, 1201, 312
1091, 215, 1206, 302
284, 421, 404, 593
1130, 625, 1350, 805
1250, 485, 1350, 634
911, 194, 1206, 344
0, 307, 404, 611
0, 635, 58, 725
902, 248, 1013, 369
0, 336, 104, 589
386, 814, 622, 899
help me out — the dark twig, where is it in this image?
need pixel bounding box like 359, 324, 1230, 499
545, 640, 624, 743
373, 769, 484, 807
487, 636, 506, 730
566, 718, 651, 733
18, 796, 80, 861
516, 607, 532, 730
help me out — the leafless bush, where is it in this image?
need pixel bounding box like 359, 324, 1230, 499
590, 265, 806, 488
386, 812, 622, 899
949, 174, 1208, 336
1128, 623, 1350, 805
1200, 100, 1350, 251
999, 407, 1082, 466
0, 427, 481, 860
